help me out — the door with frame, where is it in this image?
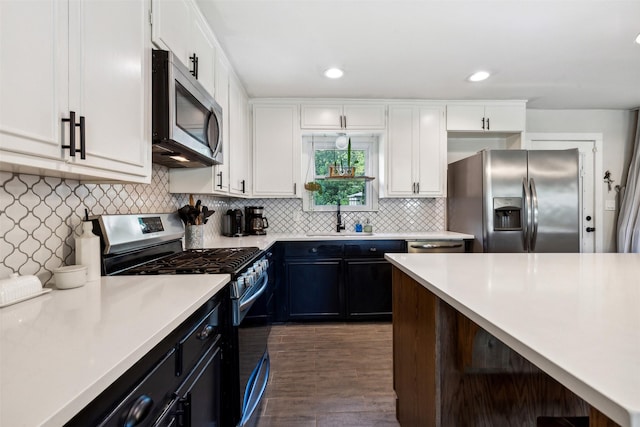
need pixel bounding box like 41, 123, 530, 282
525, 133, 603, 253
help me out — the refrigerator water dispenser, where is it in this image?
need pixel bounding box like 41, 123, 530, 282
493, 197, 522, 231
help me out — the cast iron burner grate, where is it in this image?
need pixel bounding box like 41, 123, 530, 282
123, 247, 262, 275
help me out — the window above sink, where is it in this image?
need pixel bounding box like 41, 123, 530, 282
302, 134, 380, 212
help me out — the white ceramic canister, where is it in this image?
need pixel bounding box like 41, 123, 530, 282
75, 221, 101, 281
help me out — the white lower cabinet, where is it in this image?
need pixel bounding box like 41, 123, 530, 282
386, 104, 446, 197
0, 0, 151, 183
252, 104, 300, 197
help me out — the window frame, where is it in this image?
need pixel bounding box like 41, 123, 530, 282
302, 134, 379, 212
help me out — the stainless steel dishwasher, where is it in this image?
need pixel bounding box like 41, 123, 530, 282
406, 240, 466, 253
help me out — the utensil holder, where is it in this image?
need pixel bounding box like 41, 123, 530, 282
185, 225, 204, 249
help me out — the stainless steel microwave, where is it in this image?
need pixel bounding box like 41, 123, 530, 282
152, 49, 223, 168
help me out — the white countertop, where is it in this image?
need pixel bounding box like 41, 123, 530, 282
0, 231, 469, 426
385, 253, 640, 427
204, 231, 473, 250
0, 274, 229, 427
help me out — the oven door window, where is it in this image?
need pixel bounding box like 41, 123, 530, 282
175, 82, 218, 152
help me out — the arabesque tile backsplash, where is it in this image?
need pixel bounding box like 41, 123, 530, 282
1, 165, 444, 285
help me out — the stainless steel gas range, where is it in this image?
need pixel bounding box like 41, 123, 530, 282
91, 213, 272, 427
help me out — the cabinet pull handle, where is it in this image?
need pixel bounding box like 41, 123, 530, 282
481, 117, 485, 130
62, 112, 86, 160
190, 54, 198, 79
343, 115, 347, 129
62, 111, 76, 157
196, 324, 216, 340
311, 247, 318, 253
122, 395, 154, 426
217, 171, 223, 189
293, 183, 297, 194
195, 55, 199, 79
79, 115, 86, 159
369, 247, 377, 252
486, 117, 490, 130
416, 182, 419, 193
178, 393, 192, 427
241, 179, 246, 194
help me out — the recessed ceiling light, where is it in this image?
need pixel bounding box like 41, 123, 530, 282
468, 71, 491, 82
635, 33, 640, 44
324, 68, 344, 79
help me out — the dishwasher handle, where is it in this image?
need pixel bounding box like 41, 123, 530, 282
407, 241, 465, 253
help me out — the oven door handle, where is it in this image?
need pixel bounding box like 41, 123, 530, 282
239, 272, 268, 313
235, 272, 269, 326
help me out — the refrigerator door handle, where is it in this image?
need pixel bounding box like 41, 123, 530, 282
530, 178, 540, 251
522, 177, 531, 251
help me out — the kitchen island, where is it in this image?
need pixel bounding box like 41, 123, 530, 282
0, 274, 229, 427
385, 253, 640, 427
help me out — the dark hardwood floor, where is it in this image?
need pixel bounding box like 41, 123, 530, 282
257, 322, 399, 427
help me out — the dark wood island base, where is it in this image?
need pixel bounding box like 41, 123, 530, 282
392, 267, 620, 427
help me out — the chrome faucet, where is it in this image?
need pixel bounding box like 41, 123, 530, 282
336, 200, 345, 233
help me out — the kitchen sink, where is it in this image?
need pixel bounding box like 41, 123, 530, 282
305, 232, 375, 237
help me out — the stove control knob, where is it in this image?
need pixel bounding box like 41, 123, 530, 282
245, 273, 254, 286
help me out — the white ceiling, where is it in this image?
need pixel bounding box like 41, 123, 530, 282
196, 0, 640, 110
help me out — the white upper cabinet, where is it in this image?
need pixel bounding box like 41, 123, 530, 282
386, 104, 446, 197
228, 75, 251, 196
300, 103, 386, 130
151, 0, 216, 96
446, 101, 526, 132
69, 0, 150, 179
252, 104, 300, 197
213, 55, 230, 194
0, 0, 68, 164
0, 0, 151, 183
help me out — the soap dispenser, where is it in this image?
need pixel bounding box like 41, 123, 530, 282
355, 219, 363, 233
363, 218, 373, 233
75, 221, 101, 281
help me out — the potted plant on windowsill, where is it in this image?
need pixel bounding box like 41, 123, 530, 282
329, 138, 356, 177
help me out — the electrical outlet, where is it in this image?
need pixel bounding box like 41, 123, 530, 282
605, 200, 616, 211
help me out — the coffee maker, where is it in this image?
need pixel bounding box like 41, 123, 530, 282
245, 206, 269, 235
222, 209, 245, 237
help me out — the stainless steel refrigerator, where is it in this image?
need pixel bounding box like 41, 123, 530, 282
447, 149, 580, 253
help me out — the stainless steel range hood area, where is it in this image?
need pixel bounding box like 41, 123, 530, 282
152, 49, 223, 168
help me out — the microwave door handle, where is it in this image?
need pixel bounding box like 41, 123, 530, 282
206, 108, 222, 158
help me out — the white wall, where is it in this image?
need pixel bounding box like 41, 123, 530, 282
526, 109, 637, 252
